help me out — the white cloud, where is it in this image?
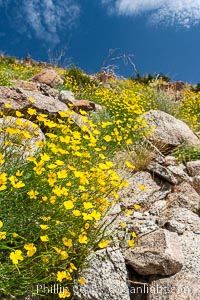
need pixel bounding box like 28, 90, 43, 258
0, 0, 80, 43
102, 0, 200, 28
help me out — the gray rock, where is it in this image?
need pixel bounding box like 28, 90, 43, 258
125, 229, 183, 276
166, 182, 200, 214
186, 160, 200, 177
149, 200, 168, 216
131, 218, 159, 235
11, 80, 38, 91
0, 86, 68, 113
154, 155, 165, 164
118, 171, 171, 209
163, 220, 186, 234
108, 203, 122, 215
143, 110, 199, 153
47, 88, 59, 97
20, 89, 68, 114
164, 155, 177, 166
192, 176, 200, 194
74, 247, 130, 300
179, 231, 200, 278
147, 161, 177, 184
148, 231, 200, 299
149, 272, 200, 300
0, 86, 90, 130
167, 164, 192, 184
159, 207, 200, 232
58, 90, 76, 105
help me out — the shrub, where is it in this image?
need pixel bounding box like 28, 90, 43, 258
113, 141, 156, 174
172, 144, 200, 163
179, 90, 200, 131
62, 67, 97, 95
150, 89, 181, 118
0, 109, 130, 299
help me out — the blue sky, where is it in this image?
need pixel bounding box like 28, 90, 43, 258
1, 0, 200, 83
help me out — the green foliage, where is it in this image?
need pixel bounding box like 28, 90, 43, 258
0, 56, 42, 86
130, 72, 171, 85
63, 67, 97, 91
150, 90, 181, 117
179, 90, 200, 131
191, 83, 200, 93
172, 144, 200, 163
0, 109, 129, 299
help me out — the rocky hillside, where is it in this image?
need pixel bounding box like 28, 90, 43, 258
0, 56, 199, 300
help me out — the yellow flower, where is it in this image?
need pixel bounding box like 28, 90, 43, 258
128, 240, 135, 248
120, 222, 126, 228
40, 235, 49, 242
79, 277, 86, 285
21, 131, 31, 139
24, 243, 37, 257
0, 231, 6, 240
134, 204, 141, 210
5, 103, 11, 108
83, 202, 94, 210
103, 135, 112, 142
58, 289, 71, 298
125, 209, 132, 215
125, 161, 135, 169
72, 210, 81, 217
63, 200, 74, 210
57, 169, 68, 179
58, 111, 68, 118
78, 234, 88, 244
0, 173, 7, 185
57, 271, 68, 283
55, 160, 64, 166
98, 163, 110, 170
82, 213, 93, 221
0, 185, 7, 191
15, 170, 23, 177
62, 237, 72, 247
50, 196, 56, 204
42, 257, 49, 263
35, 141, 44, 148
138, 184, 147, 191
98, 240, 110, 249
40, 225, 49, 230
27, 190, 39, 199
0, 221, 3, 228
41, 216, 51, 221
85, 223, 90, 229
12, 233, 19, 238
15, 111, 24, 117
131, 232, 137, 238
90, 210, 101, 221
27, 108, 37, 115
60, 251, 68, 260
48, 164, 57, 169
69, 262, 77, 272
40, 153, 50, 161
28, 97, 35, 103
13, 181, 25, 189
10, 250, 23, 264
0, 153, 5, 164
